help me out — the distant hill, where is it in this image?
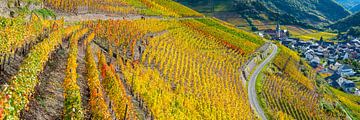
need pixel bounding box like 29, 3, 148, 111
350, 4, 360, 13
177, 0, 350, 27
329, 12, 360, 31
335, 0, 360, 10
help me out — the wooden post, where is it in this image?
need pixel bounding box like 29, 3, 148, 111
123, 104, 128, 120
0, 54, 3, 71
13, 48, 17, 60
2, 54, 6, 69
22, 43, 26, 55
7, 54, 11, 65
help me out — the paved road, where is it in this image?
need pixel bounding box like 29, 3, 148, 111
58, 13, 204, 22
248, 44, 278, 120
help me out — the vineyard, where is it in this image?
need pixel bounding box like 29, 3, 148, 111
258, 45, 347, 119
0, 0, 356, 119
43, 0, 203, 17
0, 0, 268, 118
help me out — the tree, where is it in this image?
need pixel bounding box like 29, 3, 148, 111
347, 27, 360, 37
320, 36, 323, 41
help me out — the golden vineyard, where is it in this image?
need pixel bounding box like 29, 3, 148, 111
0, 0, 358, 119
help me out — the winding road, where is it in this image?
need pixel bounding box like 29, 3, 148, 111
248, 44, 278, 120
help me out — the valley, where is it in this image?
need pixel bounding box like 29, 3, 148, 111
0, 0, 359, 120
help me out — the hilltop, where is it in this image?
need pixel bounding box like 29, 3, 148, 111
177, 0, 350, 28
330, 11, 360, 31
350, 4, 360, 13
335, 0, 360, 10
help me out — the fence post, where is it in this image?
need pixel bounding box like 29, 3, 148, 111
123, 104, 128, 120
0, 54, 3, 71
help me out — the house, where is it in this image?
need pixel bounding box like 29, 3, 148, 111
310, 56, 321, 68
317, 40, 334, 48
305, 53, 314, 61
327, 58, 336, 65
310, 43, 319, 49
326, 73, 342, 88
326, 73, 358, 94
281, 38, 297, 48
355, 89, 360, 96
350, 39, 360, 44
341, 80, 356, 93
315, 52, 324, 57
329, 62, 342, 71
295, 41, 311, 52
342, 53, 349, 60
337, 64, 356, 76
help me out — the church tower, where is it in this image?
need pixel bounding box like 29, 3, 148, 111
276, 22, 281, 38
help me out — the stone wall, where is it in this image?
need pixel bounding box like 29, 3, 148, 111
241, 42, 273, 81
0, 0, 42, 18
0, 0, 10, 17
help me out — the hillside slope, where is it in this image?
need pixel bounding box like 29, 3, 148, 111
0, 0, 266, 119
335, 0, 360, 9
177, 0, 350, 26
0, 0, 353, 119
330, 12, 360, 31
350, 4, 360, 13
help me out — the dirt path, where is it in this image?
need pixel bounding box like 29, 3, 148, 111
20, 48, 68, 120
57, 13, 203, 22
57, 13, 161, 22
20, 40, 91, 120
0, 54, 25, 83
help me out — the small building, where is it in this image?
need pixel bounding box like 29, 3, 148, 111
337, 64, 356, 76
305, 53, 314, 61
355, 89, 360, 96
341, 80, 356, 93
326, 73, 342, 88
310, 43, 319, 49
329, 62, 342, 71
310, 56, 321, 68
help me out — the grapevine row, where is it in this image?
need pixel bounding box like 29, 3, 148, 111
120, 24, 252, 119
261, 70, 334, 119
0, 15, 51, 68
273, 45, 315, 90
85, 44, 112, 120
98, 52, 137, 119
63, 28, 89, 119
0, 23, 79, 119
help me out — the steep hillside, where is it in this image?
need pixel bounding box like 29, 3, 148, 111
177, 0, 350, 26
350, 4, 360, 13
330, 12, 360, 31
335, 0, 360, 10
258, 45, 345, 119
0, 0, 354, 119
260, 0, 349, 22
0, 0, 266, 119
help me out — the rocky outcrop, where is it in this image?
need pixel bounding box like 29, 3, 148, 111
0, 0, 43, 18
0, 0, 10, 17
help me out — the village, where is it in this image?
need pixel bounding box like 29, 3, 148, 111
258, 24, 360, 96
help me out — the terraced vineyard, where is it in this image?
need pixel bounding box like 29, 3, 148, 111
0, 0, 356, 119
0, 0, 267, 119
258, 45, 347, 119
43, 0, 202, 17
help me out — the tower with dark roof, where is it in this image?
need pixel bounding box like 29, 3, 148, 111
276, 22, 281, 38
